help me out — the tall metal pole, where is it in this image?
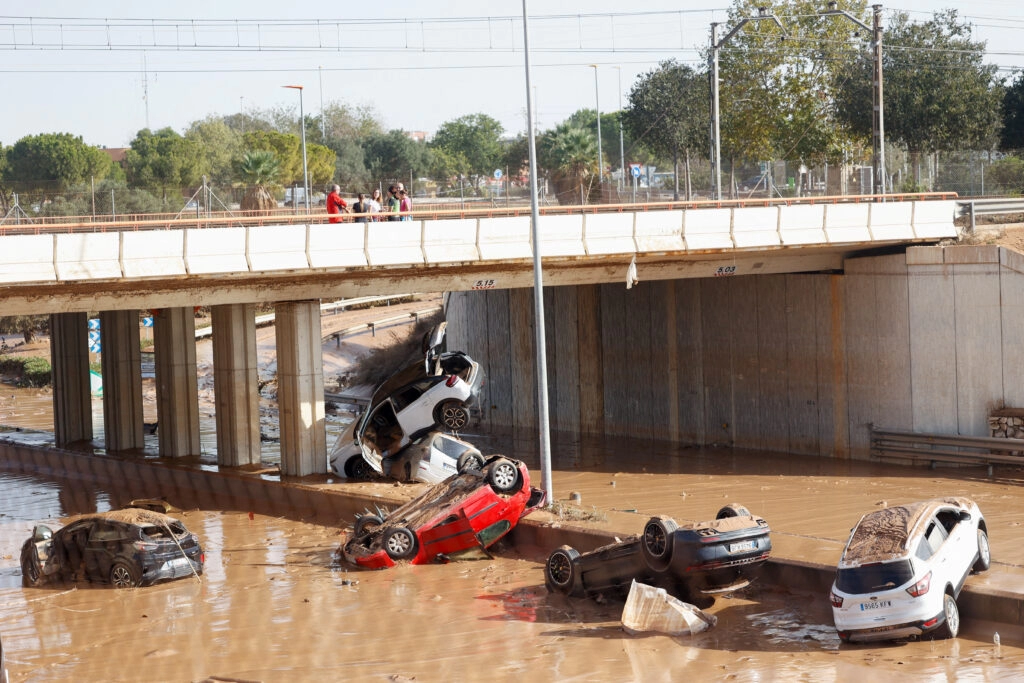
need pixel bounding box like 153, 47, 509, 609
284, 85, 310, 215
590, 64, 604, 184
318, 66, 327, 143
872, 4, 886, 195
710, 23, 722, 201
521, 0, 553, 507
615, 66, 625, 192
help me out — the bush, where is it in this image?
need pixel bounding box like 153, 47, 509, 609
0, 355, 52, 387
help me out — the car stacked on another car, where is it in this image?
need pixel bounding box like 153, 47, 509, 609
544, 504, 772, 602
829, 497, 990, 643
20, 507, 204, 589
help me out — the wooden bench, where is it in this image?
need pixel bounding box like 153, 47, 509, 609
871, 426, 1024, 477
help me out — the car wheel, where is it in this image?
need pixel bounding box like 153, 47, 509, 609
21, 548, 43, 587
642, 516, 679, 562
438, 401, 470, 432
354, 514, 383, 537
109, 560, 141, 589
974, 528, 991, 572
383, 526, 418, 561
716, 503, 751, 519
456, 451, 486, 474
486, 458, 520, 493
934, 592, 960, 639
344, 455, 373, 480
544, 545, 581, 595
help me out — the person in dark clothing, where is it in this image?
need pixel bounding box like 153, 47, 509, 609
352, 193, 369, 223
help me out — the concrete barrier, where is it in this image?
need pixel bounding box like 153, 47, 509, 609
366, 220, 425, 266
683, 207, 733, 251
538, 214, 586, 257
184, 226, 249, 275
779, 204, 827, 246
423, 218, 479, 263
913, 200, 959, 239
634, 210, 685, 253
732, 206, 781, 248
0, 234, 56, 283
478, 215, 532, 260
308, 223, 368, 269
121, 230, 187, 278
55, 233, 122, 280
584, 212, 636, 255
869, 202, 915, 241
824, 204, 872, 244
248, 224, 310, 272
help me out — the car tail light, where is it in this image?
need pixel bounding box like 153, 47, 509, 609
200, 552, 206, 564
906, 571, 931, 598
922, 616, 939, 628
134, 541, 157, 551
445, 375, 459, 387
829, 590, 844, 608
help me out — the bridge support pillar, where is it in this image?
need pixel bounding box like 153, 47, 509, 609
50, 312, 93, 446
154, 307, 201, 457
275, 300, 326, 476
99, 309, 145, 452
212, 303, 261, 467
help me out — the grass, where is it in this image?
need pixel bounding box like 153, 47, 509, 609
0, 355, 52, 387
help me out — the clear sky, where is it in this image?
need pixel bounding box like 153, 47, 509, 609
0, 1, 1022, 148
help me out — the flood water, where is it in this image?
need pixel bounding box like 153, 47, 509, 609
2, 469, 1023, 682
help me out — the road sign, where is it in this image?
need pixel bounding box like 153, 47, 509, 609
630, 165, 642, 179
88, 330, 101, 353
493, 169, 503, 180
88, 318, 100, 330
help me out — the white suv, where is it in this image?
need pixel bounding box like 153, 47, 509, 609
830, 497, 990, 643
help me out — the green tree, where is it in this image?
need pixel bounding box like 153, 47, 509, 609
362, 130, 429, 185
430, 114, 504, 192
235, 150, 281, 212
623, 60, 709, 200
538, 123, 598, 204
125, 128, 202, 202
3, 132, 111, 197
1001, 72, 1024, 152
242, 130, 335, 188
185, 116, 243, 187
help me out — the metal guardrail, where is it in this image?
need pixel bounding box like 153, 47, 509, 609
325, 306, 442, 345
958, 198, 1024, 232
871, 426, 1024, 476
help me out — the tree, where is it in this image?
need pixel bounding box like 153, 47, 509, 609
1001, 72, 1024, 151
623, 60, 709, 200
538, 123, 598, 204
430, 114, 504, 192
125, 128, 202, 202
242, 130, 335, 189
3, 132, 112, 197
184, 117, 243, 187
362, 130, 429, 186
236, 150, 281, 213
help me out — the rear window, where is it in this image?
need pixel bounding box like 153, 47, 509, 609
141, 523, 186, 539
836, 560, 915, 594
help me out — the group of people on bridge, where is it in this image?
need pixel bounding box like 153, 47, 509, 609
326, 184, 412, 224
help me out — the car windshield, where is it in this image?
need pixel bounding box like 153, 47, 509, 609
836, 560, 915, 594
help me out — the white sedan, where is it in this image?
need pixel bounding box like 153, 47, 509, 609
829, 497, 990, 642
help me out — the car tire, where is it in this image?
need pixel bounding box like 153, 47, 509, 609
354, 514, 383, 537
109, 559, 141, 589
344, 455, 373, 480
716, 503, 751, 519
383, 526, 418, 561
641, 516, 679, 564
544, 545, 582, 595
21, 547, 43, 587
486, 458, 521, 493
974, 528, 991, 572
933, 592, 960, 639
437, 400, 470, 432
456, 451, 486, 474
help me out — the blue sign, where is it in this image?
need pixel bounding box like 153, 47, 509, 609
88, 318, 101, 330
630, 165, 642, 178
493, 168, 503, 180
142, 316, 154, 327
88, 330, 102, 353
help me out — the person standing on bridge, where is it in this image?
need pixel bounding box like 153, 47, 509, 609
352, 193, 370, 223
367, 188, 383, 220
326, 184, 349, 224
399, 188, 412, 221
386, 185, 401, 221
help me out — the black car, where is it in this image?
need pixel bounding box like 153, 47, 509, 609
544, 504, 771, 601
21, 508, 204, 589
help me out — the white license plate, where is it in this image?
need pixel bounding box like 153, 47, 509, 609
859, 600, 892, 611
728, 540, 756, 553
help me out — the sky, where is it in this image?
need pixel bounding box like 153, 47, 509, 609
0, 1, 1022, 148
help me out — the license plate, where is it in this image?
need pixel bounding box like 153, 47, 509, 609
728, 540, 756, 553
860, 600, 892, 611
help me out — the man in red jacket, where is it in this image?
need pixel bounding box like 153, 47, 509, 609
327, 184, 349, 223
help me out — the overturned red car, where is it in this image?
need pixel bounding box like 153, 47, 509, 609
342, 455, 545, 569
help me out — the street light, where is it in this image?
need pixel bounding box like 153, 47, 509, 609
820, 2, 886, 195
589, 64, 604, 190
282, 85, 310, 215
614, 66, 626, 192
709, 7, 786, 201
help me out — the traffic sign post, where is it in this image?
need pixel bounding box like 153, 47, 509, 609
630, 164, 641, 204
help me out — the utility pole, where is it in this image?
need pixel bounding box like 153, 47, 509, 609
615, 66, 625, 192
590, 64, 604, 186
318, 66, 327, 142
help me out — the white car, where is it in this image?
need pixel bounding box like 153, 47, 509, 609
830, 497, 990, 643
329, 323, 483, 479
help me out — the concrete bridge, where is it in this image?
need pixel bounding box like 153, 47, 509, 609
0, 196, 962, 476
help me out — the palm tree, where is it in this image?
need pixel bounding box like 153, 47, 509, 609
237, 149, 281, 213
540, 124, 598, 204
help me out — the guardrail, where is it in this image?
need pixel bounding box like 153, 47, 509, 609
871, 426, 1024, 476
958, 198, 1024, 232
325, 306, 442, 345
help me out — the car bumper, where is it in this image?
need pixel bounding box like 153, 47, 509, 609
833, 599, 946, 641
837, 610, 946, 642
141, 554, 203, 584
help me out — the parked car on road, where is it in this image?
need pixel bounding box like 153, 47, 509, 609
20, 508, 204, 589
329, 323, 484, 479
544, 504, 772, 601
829, 497, 989, 643
342, 455, 545, 569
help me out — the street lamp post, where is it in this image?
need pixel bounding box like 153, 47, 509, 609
283, 85, 310, 215
709, 8, 786, 201
614, 66, 626, 192
589, 64, 604, 189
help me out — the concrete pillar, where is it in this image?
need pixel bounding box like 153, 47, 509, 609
275, 300, 326, 476
212, 303, 261, 467
154, 307, 201, 457
50, 312, 93, 446
99, 310, 144, 452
